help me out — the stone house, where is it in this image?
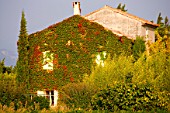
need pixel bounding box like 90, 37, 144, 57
83, 4, 159, 43
29, 2, 158, 107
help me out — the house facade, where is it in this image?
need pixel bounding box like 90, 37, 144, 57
84, 5, 159, 43
26, 2, 158, 107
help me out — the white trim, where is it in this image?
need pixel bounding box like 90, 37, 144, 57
37, 90, 58, 107
42, 51, 53, 70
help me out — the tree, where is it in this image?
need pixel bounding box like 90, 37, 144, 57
0, 58, 13, 74
164, 16, 169, 26
0, 58, 5, 74
16, 11, 29, 88
117, 3, 128, 12
157, 13, 163, 25
155, 14, 170, 50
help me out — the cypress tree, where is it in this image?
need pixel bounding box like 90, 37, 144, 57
0, 58, 5, 74
117, 3, 128, 12
117, 3, 122, 9
157, 13, 163, 25
17, 11, 29, 89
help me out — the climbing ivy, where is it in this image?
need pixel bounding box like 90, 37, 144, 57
25, 15, 132, 90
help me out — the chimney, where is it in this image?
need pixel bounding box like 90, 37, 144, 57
73, 2, 81, 15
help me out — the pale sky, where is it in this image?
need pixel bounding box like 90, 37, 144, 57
0, 0, 170, 66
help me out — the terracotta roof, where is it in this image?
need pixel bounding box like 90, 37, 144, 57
84, 5, 159, 27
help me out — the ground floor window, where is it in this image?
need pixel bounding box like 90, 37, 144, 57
37, 90, 58, 107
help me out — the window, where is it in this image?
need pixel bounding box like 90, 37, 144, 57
66, 40, 74, 46
95, 51, 107, 67
42, 51, 53, 70
46, 90, 54, 106
146, 27, 148, 36
37, 90, 58, 107
145, 27, 149, 41
66, 40, 71, 46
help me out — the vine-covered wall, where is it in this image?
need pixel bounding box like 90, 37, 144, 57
27, 15, 132, 90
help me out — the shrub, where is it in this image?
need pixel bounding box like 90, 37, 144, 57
84, 55, 134, 89
28, 96, 50, 110
91, 83, 168, 112
0, 73, 27, 110
60, 82, 98, 110
132, 36, 146, 60
132, 50, 170, 92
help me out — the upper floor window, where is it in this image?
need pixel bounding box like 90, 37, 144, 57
95, 51, 107, 67
42, 51, 53, 70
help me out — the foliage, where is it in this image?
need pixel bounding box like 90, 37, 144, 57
132, 50, 170, 92
91, 83, 168, 112
155, 13, 170, 45
28, 96, 50, 110
132, 37, 146, 60
26, 15, 132, 90
60, 82, 98, 110
0, 101, 49, 113
157, 13, 164, 25
0, 73, 27, 110
0, 102, 169, 113
16, 11, 29, 89
84, 54, 134, 89
144, 15, 170, 92
85, 44, 169, 93
106, 36, 132, 58
0, 73, 50, 112
117, 3, 128, 12
0, 58, 13, 74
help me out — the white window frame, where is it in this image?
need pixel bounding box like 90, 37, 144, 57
37, 90, 58, 107
95, 51, 107, 67
42, 51, 53, 70
145, 27, 149, 41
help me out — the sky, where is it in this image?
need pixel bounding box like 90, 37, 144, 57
0, 0, 170, 66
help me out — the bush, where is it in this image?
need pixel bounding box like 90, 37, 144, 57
0, 73, 51, 112
84, 55, 134, 89
28, 96, 50, 110
132, 50, 170, 92
60, 82, 98, 109
132, 36, 146, 60
91, 83, 168, 112
0, 73, 27, 110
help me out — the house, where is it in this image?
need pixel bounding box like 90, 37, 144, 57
83, 4, 159, 43
26, 2, 158, 107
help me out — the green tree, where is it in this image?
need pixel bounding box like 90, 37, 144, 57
117, 3, 128, 12
155, 13, 170, 43
164, 16, 169, 26
0, 58, 5, 74
117, 3, 121, 9
16, 11, 29, 89
0, 58, 13, 74
157, 13, 163, 25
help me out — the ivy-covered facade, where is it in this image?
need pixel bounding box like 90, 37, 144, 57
20, 15, 132, 91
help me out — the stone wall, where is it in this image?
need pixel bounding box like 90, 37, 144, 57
85, 7, 155, 42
